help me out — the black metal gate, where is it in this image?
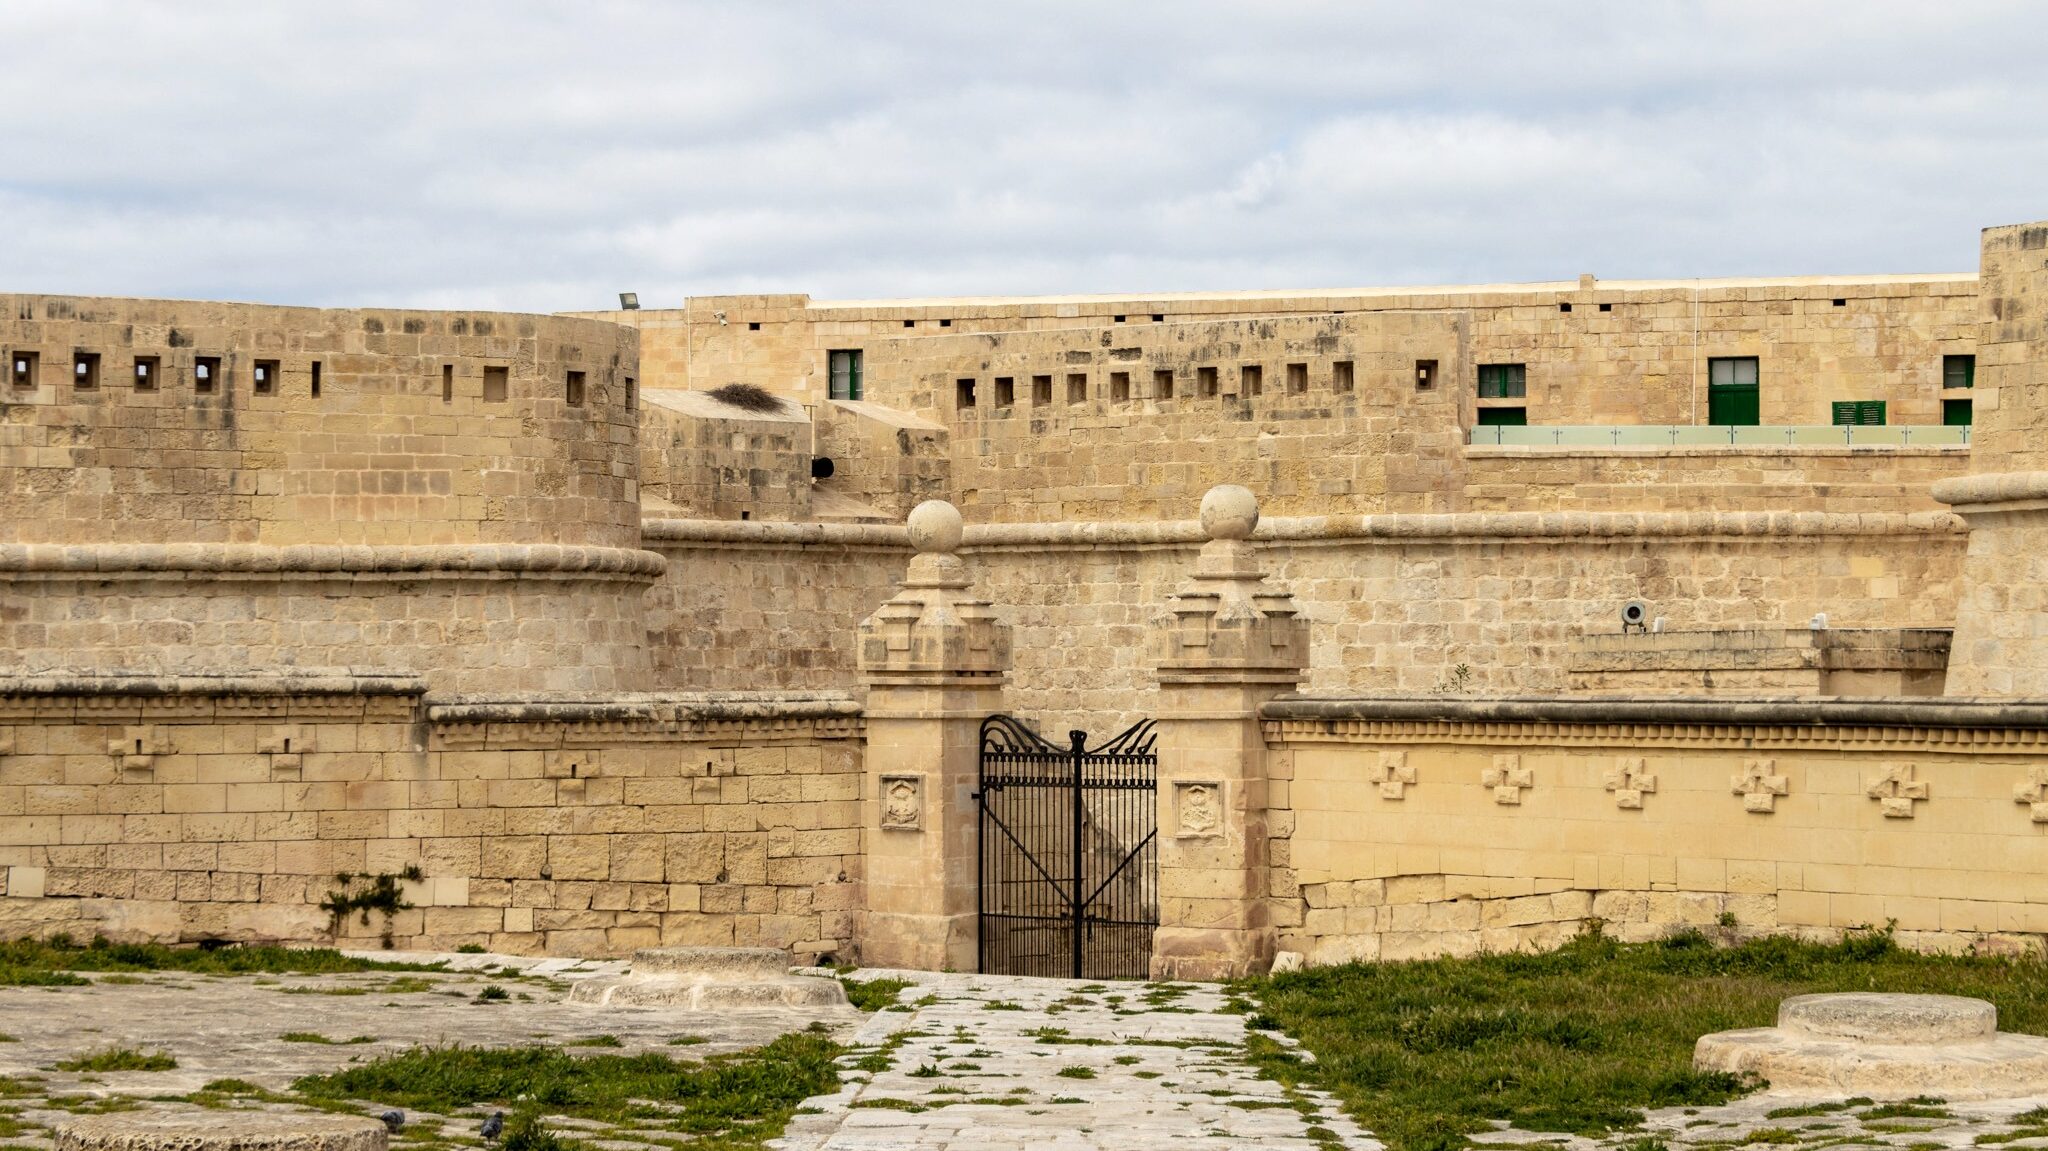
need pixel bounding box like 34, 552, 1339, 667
975, 714, 1159, 980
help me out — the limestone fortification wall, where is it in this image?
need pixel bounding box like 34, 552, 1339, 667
1, 295, 641, 546
577, 274, 1977, 424
641, 512, 1966, 730
0, 296, 660, 692
0, 679, 863, 960
1462, 446, 1969, 513
1263, 699, 2048, 964
638, 388, 813, 521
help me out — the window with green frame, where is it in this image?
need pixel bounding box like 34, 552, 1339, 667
1707, 356, 1760, 426
1943, 354, 1975, 390
1830, 400, 1885, 426
1477, 362, 1526, 398
1944, 398, 1973, 426
827, 349, 863, 401
1475, 406, 1527, 426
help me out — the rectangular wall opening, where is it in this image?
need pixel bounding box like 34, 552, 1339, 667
483, 365, 509, 403
1153, 369, 1174, 400
1110, 371, 1131, 403
133, 356, 159, 392
1286, 362, 1307, 394
1477, 363, 1527, 398
1414, 359, 1437, 390
994, 376, 1015, 407
310, 360, 322, 398
73, 352, 100, 390
566, 369, 586, 406
8, 351, 35, 389
1198, 366, 1218, 398
955, 378, 977, 410
442, 364, 454, 403
1066, 372, 1087, 404
1241, 365, 1262, 397
827, 349, 864, 400
253, 359, 279, 395
1707, 356, 1761, 426
1333, 360, 1354, 393
1032, 374, 1053, 405
194, 356, 220, 394
625, 376, 637, 410
1943, 354, 1975, 390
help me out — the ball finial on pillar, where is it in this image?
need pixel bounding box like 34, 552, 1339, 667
1199, 484, 1259, 541
906, 499, 964, 555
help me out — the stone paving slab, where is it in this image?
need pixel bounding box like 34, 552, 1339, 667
778, 969, 1378, 1151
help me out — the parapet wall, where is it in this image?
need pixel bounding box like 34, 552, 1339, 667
641, 511, 1967, 731
0, 678, 864, 960
1265, 697, 2048, 962
1, 295, 641, 547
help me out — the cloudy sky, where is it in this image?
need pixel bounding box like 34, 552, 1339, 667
3, 1, 2043, 312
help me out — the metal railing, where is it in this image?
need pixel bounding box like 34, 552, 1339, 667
1468, 424, 1972, 448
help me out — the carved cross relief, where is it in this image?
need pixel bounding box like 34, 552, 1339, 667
1867, 763, 1929, 819
1369, 751, 1415, 800
1604, 756, 1658, 810
1732, 758, 1789, 813
1482, 754, 1533, 806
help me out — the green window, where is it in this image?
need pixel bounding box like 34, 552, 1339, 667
1944, 398, 1973, 426
1829, 400, 1886, 426
1943, 354, 1975, 390
1477, 363, 1526, 398
1707, 356, 1760, 426
827, 349, 863, 401
1476, 406, 1527, 426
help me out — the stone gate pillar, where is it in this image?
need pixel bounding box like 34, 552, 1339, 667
856, 500, 1010, 970
1148, 485, 1308, 979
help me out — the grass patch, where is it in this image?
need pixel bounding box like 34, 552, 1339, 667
280, 1032, 376, 1045
0, 935, 439, 984
1241, 926, 2048, 1151
292, 1026, 839, 1144
55, 1048, 177, 1072
564, 1035, 622, 1048
1055, 1066, 1096, 1079
840, 977, 913, 1012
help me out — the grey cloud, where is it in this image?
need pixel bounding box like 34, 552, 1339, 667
1, 0, 2044, 311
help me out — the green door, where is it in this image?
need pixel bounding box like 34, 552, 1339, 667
1945, 398, 1973, 426
1707, 357, 1760, 426
1476, 407, 1527, 426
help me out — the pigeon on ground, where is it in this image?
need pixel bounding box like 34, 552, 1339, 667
480, 1111, 505, 1142
378, 1110, 404, 1133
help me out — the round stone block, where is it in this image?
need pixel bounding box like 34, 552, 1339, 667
57, 1111, 387, 1151
1199, 485, 1259, 541
627, 947, 791, 979
906, 500, 964, 554
1780, 992, 1997, 1044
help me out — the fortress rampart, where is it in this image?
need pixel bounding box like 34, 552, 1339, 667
0, 297, 659, 692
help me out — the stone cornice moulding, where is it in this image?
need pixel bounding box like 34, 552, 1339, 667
1931, 471, 2048, 513
0, 540, 659, 577
0, 543, 666, 580
641, 510, 1964, 555
1261, 695, 2048, 753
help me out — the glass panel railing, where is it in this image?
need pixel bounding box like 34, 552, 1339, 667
1468, 425, 1971, 448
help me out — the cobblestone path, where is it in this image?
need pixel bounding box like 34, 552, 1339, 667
779, 969, 1376, 1151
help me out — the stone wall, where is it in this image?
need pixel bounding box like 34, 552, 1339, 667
574, 274, 1978, 425
1, 295, 640, 547
638, 511, 1967, 731
1262, 698, 2048, 963
0, 547, 661, 694
639, 388, 813, 521
1463, 446, 1968, 513
0, 678, 864, 961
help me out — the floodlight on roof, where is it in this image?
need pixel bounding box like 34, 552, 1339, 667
619, 292, 640, 310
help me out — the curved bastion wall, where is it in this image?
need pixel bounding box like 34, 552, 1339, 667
0, 296, 660, 691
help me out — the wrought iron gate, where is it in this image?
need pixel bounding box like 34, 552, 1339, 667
976, 714, 1159, 979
